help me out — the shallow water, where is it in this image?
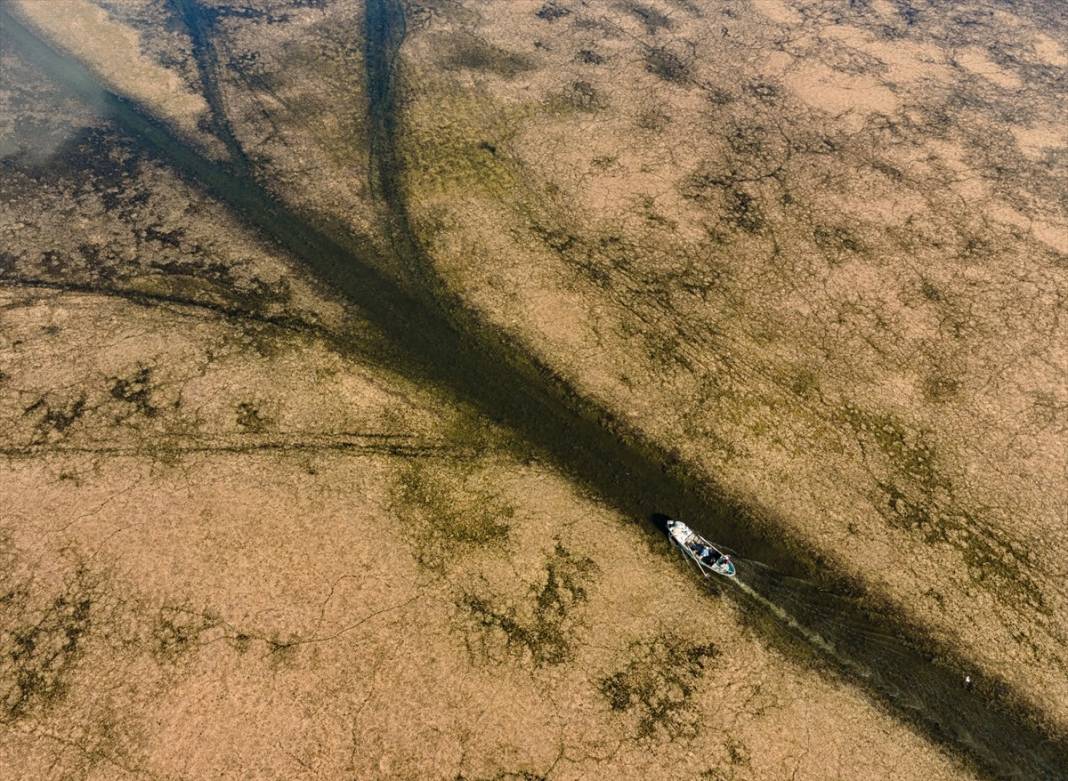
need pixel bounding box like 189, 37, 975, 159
4, 4, 1065, 778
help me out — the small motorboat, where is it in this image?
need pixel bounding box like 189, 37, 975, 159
666, 518, 736, 578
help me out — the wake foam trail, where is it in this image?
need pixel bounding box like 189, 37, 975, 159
720, 558, 1065, 780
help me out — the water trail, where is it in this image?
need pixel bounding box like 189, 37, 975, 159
722, 556, 1061, 779
732, 565, 840, 659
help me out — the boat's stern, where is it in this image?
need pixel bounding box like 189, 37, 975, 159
711, 556, 736, 578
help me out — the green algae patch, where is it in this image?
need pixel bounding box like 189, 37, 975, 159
396, 70, 528, 197
441, 33, 535, 79
395, 458, 514, 571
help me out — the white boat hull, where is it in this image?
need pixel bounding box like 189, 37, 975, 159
666, 519, 736, 578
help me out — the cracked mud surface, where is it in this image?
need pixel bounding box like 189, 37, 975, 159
1, 1, 1065, 779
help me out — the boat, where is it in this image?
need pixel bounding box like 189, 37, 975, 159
666, 518, 736, 578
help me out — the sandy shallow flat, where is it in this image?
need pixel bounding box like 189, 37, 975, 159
2, 0, 1065, 778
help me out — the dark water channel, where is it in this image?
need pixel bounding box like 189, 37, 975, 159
2, 4, 1065, 778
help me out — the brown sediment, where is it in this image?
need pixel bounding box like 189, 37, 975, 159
2, 1, 1066, 779
364, 0, 1068, 777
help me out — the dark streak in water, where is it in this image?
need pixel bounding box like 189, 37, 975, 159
2, 5, 1065, 778
362, 2, 1068, 779
167, 0, 251, 175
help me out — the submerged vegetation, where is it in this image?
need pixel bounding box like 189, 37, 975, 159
1, 567, 96, 722
395, 459, 514, 569
459, 542, 597, 666
1, 0, 1066, 778
599, 634, 719, 741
